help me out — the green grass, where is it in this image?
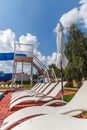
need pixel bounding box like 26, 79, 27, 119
82, 112, 87, 116
63, 94, 75, 102
23, 84, 31, 88
65, 89, 77, 92
64, 88, 78, 92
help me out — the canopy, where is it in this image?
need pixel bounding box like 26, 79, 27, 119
56, 22, 68, 69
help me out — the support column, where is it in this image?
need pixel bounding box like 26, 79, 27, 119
12, 61, 17, 88
30, 61, 33, 88
21, 62, 24, 87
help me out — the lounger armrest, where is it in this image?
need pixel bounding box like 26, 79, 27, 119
34, 93, 45, 97
36, 95, 55, 102
43, 99, 67, 106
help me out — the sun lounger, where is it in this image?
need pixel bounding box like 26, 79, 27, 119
0, 82, 67, 130
0, 84, 4, 88
11, 83, 47, 101
10, 82, 54, 104
9, 82, 65, 110
11, 83, 45, 100
1, 81, 87, 130
11, 83, 41, 98
11, 114, 87, 130
4, 84, 8, 88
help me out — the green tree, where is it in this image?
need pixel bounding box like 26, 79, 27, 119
48, 64, 61, 78
65, 24, 87, 82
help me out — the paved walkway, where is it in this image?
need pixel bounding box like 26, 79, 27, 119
0, 92, 13, 125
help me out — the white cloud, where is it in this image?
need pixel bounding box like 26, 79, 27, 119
0, 30, 47, 73
55, 0, 87, 30
0, 61, 13, 73
79, 0, 87, 4
0, 29, 15, 52
19, 33, 39, 46
34, 49, 46, 64
0, 29, 15, 73
47, 52, 57, 66
60, 8, 81, 28
80, 2, 87, 27
18, 33, 46, 65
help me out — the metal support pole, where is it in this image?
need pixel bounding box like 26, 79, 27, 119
30, 61, 33, 88
60, 61, 64, 101
21, 62, 24, 87
12, 60, 14, 87
12, 43, 16, 88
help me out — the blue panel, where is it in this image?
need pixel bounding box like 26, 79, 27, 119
0, 53, 14, 60
15, 54, 26, 57
0, 53, 26, 81
0, 53, 26, 60
0, 73, 12, 82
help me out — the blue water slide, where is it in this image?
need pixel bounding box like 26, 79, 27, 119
0, 53, 26, 60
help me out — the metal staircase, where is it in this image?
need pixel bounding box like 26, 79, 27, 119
33, 55, 47, 74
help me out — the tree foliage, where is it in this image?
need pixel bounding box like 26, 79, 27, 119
49, 24, 87, 83
48, 64, 61, 78
65, 24, 87, 81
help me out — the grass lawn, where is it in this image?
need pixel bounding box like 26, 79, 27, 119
23, 84, 31, 88
83, 112, 87, 116
63, 94, 75, 102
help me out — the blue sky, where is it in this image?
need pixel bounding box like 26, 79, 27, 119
0, 0, 87, 72
0, 0, 79, 56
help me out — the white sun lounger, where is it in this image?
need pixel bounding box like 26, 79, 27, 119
11, 83, 48, 102
11, 83, 39, 96
11, 83, 44, 99
12, 83, 42, 96
11, 83, 40, 99
0, 82, 67, 130
9, 82, 66, 110
1, 81, 87, 130
11, 83, 51, 101
10, 82, 56, 104
11, 114, 87, 130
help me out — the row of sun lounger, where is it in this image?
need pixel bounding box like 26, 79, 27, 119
0, 84, 22, 88
1, 81, 87, 130
10, 82, 67, 110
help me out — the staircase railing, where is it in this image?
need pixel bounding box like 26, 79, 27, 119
33, 55, 47, 71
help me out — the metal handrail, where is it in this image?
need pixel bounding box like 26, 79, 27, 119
33, 54, 46, 70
